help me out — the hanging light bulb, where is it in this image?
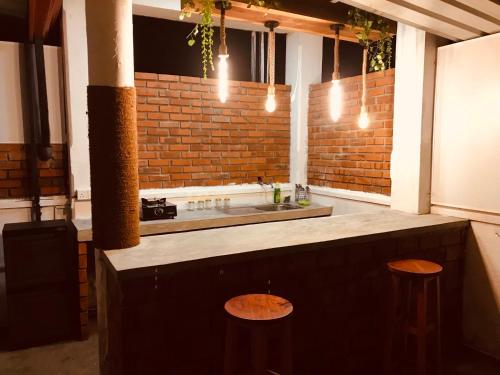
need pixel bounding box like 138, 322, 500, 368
330, 79, 342, 122
264, 21, 279, 113
265, 86, 277, 112
358, 46, 370, 129
216, 1, 230, 103
218, 54, 229, 103
329, 24, 343, 122
358, 106, 369, 129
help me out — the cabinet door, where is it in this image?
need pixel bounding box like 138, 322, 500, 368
122, 301, 166, 375
7, 286, 77, 349
4, 230, 71, 291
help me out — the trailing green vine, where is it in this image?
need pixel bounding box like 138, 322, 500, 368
180, 0, 278, 78
347, 8, 393, 72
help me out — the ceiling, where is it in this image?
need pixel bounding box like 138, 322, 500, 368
339, 0, 500, 41
0, 0, 27, 18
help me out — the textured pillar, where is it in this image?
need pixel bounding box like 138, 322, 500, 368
85, 2, 138, 373
85, 0, 139, 249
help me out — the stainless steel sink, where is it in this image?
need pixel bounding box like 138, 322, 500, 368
254, 203, 303, 212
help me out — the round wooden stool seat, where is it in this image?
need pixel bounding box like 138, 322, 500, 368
224, 294, 293, 375
224, 294, 293, 321
387, 259, 443, 277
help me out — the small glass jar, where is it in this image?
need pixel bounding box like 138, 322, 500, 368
223, 198, 231, 208
215, 198, 223, 209
187, 201, 195, 211
197, 200, 205, 210
204, 199, 212, 209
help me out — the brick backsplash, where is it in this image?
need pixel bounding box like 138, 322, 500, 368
135, 73, 291, 188
0, 144, 67, 198
308, 69, 394, 195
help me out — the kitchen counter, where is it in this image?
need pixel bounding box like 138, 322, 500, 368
99, 210, 469, 374
103, 211, 468, 274
72, 203, 332, 242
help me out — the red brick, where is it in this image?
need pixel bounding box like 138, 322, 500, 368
135, 72, 291, 187
135, 72, 158, 80
307, 69, 394, 196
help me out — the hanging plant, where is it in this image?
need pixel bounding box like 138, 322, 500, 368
180, 0, 278, 78
347, 8, 393, 72
181, 0, 215, 78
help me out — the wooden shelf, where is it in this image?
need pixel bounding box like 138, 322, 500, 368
189, 1, 384, 42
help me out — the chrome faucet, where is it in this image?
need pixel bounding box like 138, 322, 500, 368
257, 176, 273, 187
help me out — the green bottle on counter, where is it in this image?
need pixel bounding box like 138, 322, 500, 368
273, 183, 281, 204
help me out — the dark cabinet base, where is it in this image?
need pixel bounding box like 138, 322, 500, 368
3, 220, 80, 350
101, 225, 467, 375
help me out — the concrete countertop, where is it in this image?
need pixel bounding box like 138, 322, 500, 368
73, 203, 333, 242
103, 211, 468, 275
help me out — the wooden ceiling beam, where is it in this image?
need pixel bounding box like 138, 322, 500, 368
189, 1, 383, 42
28, 0, 62, 41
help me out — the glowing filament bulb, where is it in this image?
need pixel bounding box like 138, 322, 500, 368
218, 54, 229, 103
329, 79, 342, 122
358, 106, 369, 129
265, 86, 277, 113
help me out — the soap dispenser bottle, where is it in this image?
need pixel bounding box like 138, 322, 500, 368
273, 183, 281, 204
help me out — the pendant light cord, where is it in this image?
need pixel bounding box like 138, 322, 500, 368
268, 27, 275, 86
361, 46, 368, 109
332, 24, 340, 80
219, 5, 227, 55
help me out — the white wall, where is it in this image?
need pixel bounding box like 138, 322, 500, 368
0, 42, 65, 143
432, 33, 500, 214
62, 0, 91, 195
431, 33, 500, 359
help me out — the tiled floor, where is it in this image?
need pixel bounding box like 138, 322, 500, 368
0, 319, 498, 375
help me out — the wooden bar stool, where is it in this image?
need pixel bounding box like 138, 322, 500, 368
385, 259, 443, 375
224, 294, 293, 375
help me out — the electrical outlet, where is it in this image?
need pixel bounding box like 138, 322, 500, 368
77, 189, 91, 201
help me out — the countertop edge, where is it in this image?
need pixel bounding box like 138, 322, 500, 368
105, 214, 469, 279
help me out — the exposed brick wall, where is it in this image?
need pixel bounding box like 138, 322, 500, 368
308, 69, 394, 195
0, 144, 67, 198
135, 73, 291, 188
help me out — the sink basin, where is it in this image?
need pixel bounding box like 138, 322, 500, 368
254, 203, 303, 212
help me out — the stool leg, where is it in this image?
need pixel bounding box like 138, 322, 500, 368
416, 279, 429, 375
281, 318, 293, 375
403, 279, 413, 363
436, 277, 442, 375
251, 326, 267, 375
385, 273, 400, 374
224, 318, 236, 375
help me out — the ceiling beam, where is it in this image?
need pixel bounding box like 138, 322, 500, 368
340, 0, 480, 40
453, 0, 500, 21
189, 1, 384, 42
28, 0, 62, 41
443, 0, 500, 26
395, 0, 499, 34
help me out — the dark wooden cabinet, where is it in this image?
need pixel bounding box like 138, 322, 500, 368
3, 220, 80, 349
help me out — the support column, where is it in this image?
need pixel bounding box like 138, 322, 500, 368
285, 32, 323, 188
390, 23, 443, 214
85, 0, 139, 249
85, 2, 139, 374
